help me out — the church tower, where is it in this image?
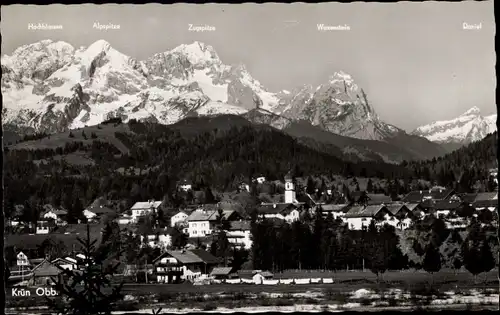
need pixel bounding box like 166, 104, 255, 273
284, 173, 296, 204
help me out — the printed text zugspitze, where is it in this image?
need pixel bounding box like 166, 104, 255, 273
188, 24, 216, 32
317, 24, 351, 31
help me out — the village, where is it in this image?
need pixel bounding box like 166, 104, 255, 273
5, 169, 498, 289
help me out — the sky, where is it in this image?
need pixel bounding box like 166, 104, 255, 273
1, 2, 496, 131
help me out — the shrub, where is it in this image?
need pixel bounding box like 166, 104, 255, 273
305, 297, 319, 304
274, 298, 294, 306
202, 302, 217, 311
232, 291, 248, 300
360, 298, 372, 306
387, 297, 398, 307
324, 290, 348, 304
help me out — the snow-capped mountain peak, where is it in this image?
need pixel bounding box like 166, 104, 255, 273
412, 106, 496, 144
3, 39, 407, 142
460, 106, 481, 117
170, 41, 221, 66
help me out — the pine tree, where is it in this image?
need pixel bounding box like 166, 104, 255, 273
462, 223, 486, 283
204, 187, 216, 204
366, 179, 374, 193
439, 230, 463, 275
306, 176, 316, 195
479, 239, 495, 283
422, 243, 441, 286
47, 224, 124, 314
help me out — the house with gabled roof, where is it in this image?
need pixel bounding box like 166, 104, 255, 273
152, 249, 221, 283
83, 205, 115, 222
402, 187, 455, 203
186, 208, 242, 238
129, 200, 162, 223
41, 205, 68, 225
472, 192, 498, 212
171, 210, 189, 228
226, 220, 252, 249
430, 200, 467, 218
344, 204, 392, 230
405, 203, 426, 218
140, 227, 173, 249
178, 179, 193, 192
385, 203, 413, 230
29, 259, 63, 286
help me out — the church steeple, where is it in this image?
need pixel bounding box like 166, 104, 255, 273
284, 172, 296, 204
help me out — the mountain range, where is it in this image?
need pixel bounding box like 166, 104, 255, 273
1, 39, 496, 163
411, 106, 496, 147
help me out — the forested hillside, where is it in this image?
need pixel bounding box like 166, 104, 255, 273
4, 118, 410, 223
404, 131, 498, 192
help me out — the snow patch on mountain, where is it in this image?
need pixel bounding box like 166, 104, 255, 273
412, 106, 497, 144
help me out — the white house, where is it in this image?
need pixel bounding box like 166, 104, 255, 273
257, 203, 301, 223
51, 257, 78, 271
36, 220, 55, 234
171, 211, 189, 227
186, 208, 242, 238
385, 204, 414, 230
153, 249, 220, 283
344, 205, 392, 230
238, 182, 250, 192
83, 205, 115, 222
140, 228, 172, 249
226, 221, 252, 250
252, 176, 266, 184
129, 200, 162, 223
319, 204, 349, 220
178, 180, 193, 192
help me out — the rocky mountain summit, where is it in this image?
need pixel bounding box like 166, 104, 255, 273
412, 106, 496, 145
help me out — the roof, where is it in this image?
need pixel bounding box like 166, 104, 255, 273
32, 259, 62, 277
473, 199, 498, 208
259, 271, 274, 277
187, 209, 237, 222
405, 203, 423, 211
460, 193, 479, 204
42, 204, 68, 216
475, 192, 498, 201
190, 249, 221, 264
257, 203, 297, 215
429, 188, 454, 200
385, 204, 409, 215
130, 201, 162, 210
228, 220, 251, 231
238, 270, 256, 278
432, 200, 463, 210
344, 205, 389, 218
367, 194, 392, 204
85, 205, 115, 215
284, 171, 293, 180
179, 179, 192, 184
210, 267, 233, 276
51, 257, 76, 265
402, 188, 454, 203
161, 250, 204, 264
350, 191, 367, 202
402, 191, 428, 203
320, 204, 349, 212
